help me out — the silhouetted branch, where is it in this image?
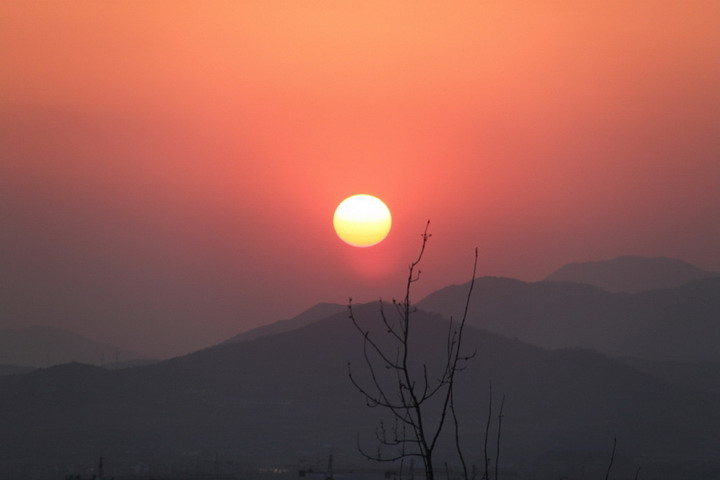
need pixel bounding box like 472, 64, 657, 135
450, 386, 468, 480
429, 248, 478, 453
347, 222, 479, 480
483, 382, 492, 480
495, 395, 505, 480
604, 438, 617, 480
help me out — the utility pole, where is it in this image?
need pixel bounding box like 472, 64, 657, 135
325, 454, 334, 480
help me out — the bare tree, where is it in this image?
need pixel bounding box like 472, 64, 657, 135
347, 222, 478, 480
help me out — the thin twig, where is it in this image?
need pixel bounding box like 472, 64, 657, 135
483, 382, 492, 480
604, 438, 617, 480
495, 395, 505, 480
450, 386, 468, 480
429, 248, 478, 452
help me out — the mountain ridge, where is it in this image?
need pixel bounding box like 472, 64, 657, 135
0, 325, 148, 368
418, 275, 720, 362
544, 255, 717, 293
223, 302, 345, 344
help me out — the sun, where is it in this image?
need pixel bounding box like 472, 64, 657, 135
333, 194, 392, 247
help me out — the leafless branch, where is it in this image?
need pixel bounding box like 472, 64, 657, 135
450, 386, 468, 480
495, 395, 505, 480
348, 223, 479, 480
604, 438, 617, 480
483, 382, 492, 480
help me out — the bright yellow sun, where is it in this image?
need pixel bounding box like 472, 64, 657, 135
333, 194, 392, 247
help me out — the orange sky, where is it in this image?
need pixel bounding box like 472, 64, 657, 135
2, 1, 719, 356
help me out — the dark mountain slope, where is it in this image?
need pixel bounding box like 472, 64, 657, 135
619, 357, 720, 397
0, 364, 34, 376
223, 302, 344, 343
1, 304, 719, 479
418, 276, 720, 362
545, 256, 717, 293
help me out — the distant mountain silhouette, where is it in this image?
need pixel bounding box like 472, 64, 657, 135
0, 325, 147, 368
1, 304, 719, 479
618, 357, 720, 397
0, 364, 35, 376
108, 358, 160, 369
545, 256, 717, 293
0, 359, 155, 377
223, 302, 344, 343
418, 276, 720, 362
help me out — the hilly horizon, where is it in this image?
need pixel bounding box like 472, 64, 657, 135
225, 255, 716, 351
0, 325, 149, 369
1, 303, 719, 479
418, 274, 720, 363
545, 255, 718, 293
2, 255, 713, 361
223, 302, 345, 344
5, 255, 715, 371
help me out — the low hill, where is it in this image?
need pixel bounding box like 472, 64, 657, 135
0, 325, 146, 367
0, 304, 718, 479
545, 256, 717, 293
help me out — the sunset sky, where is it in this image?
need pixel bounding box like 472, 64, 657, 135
2, 1, 719, 357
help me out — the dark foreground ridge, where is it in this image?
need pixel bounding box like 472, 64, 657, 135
1, 303, 719, 479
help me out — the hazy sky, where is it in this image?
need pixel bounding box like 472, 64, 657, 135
2, 1, 719, 357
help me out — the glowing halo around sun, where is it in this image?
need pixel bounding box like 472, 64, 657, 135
333, 194, 392, 247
